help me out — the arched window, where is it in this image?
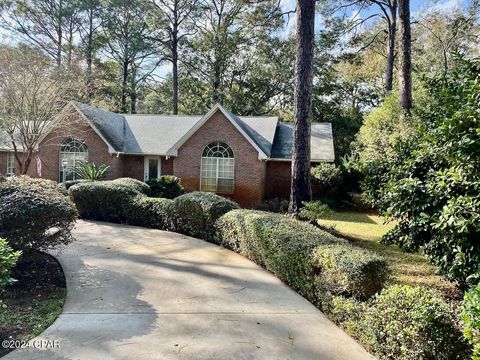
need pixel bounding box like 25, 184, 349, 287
201, 141, 234, 193
59, 138, 88, 182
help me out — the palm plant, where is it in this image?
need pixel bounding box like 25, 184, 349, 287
75, 162, 110, 181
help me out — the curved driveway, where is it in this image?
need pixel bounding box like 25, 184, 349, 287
5, 220, 373, 360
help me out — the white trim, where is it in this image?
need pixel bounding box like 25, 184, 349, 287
144, 156, 161, 181
166, 104, 268, 160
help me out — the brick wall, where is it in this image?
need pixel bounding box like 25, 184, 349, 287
122, 155, 143, 180
26, 111, 124, 181
265, 161, 326, 200
0, 152, 7, 176
265, 161, 291, 200
173, 109, 266, 207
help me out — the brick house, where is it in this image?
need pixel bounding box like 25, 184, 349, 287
0, 101, 334, 207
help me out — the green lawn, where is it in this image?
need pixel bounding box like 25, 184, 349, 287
317, 211, 458, 298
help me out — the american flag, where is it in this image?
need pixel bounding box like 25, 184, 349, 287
35, 151, 42, 177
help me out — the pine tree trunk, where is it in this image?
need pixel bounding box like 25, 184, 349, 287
172, 37, 179, 114
288, 0, 315, 217
86, 8, 94, 101
130, 66, 137, 114
56, 0, 63, 66
385, 0, 397, 92
121, 60, 129, 113
172, 6, 179, 115
398, 0, 412, 114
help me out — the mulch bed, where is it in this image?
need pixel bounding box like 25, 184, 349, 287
0, 251, 66, 357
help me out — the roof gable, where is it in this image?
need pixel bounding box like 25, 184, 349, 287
72, 102, 125, 152
167, 104, 276, 159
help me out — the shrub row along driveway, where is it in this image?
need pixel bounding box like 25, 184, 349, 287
5, 221, 373, 360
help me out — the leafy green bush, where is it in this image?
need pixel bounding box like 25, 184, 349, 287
0, 238, 21, 288
255, 197, 289, 213
215, 210, 388, 302
353, 91, 418, 163
172, 192, 238, 241
124, 196, 174, 230
311, 163, 343, 195
69, 180, 141, 222
365, 285, 469, 360
359, 57, 480, 287
112, 178, 151, 195
146, 175, 185, 199
326, 296, 368, 340
462, 284, 480, 359
299, 200, 333, 222
314, 244, 389, 299
0, 176, 78, 251
75, 161, 110, 180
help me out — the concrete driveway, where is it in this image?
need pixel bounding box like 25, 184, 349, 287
5, 220, 373, 360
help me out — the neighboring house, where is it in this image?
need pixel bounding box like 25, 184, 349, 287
0, 101, 334, 206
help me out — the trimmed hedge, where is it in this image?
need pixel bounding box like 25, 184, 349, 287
124, 196, 174, 230
171, 192, 239, 241
69, 181, 236, 238
112, 178, 151, 195
69, 181, 141, 222
215, 209, 388, 302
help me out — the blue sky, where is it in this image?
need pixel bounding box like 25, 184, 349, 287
279, 0, 467, 36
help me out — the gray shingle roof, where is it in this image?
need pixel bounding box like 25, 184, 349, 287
73, 102, 125, 152
224, 109, 278, 157
270, 122, 335, 161
0, 102, 335, 162
123, 115, 201, 154
0, 132, 12, 151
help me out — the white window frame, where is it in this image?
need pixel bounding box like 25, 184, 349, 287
144, 156, 161, 181
200, 142, 235, 194
6, 152, 15, 176
59, 138, 89, 182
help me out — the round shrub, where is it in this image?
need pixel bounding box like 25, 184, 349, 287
0, 176, 78, 251
146, 176, 185, 199
365, 285, 470, 360
124, 196, 174, 230
462, 284, 480, 359
112, 178, 151, 195
0, 238, 21, 288
172, 192, 238, 241
69, 180, 141, 222
314, 244, 389, 299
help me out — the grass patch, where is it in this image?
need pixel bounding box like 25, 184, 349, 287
317, 211, 459, 299
0, 251, 66, 356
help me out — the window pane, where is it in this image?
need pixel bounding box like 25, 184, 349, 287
217, 178, 233, 193
7, 152, 15, 175
59, 138, 88, 182
149, 159, 158, 179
